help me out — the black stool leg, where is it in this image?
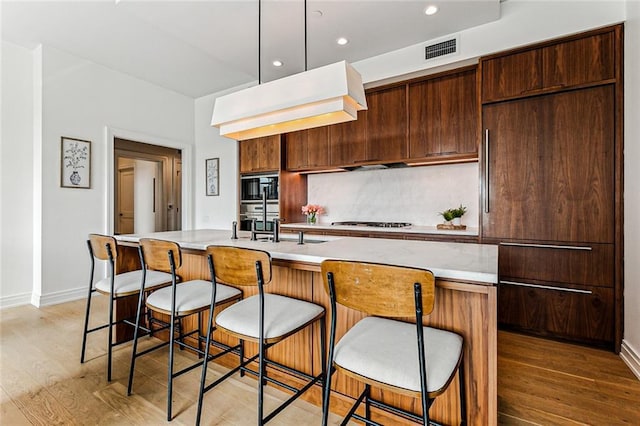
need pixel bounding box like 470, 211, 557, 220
258, 338, 265, 425
459, 360, 467, 426
365, 384, 371, 421
167, 314, 177, 421
197, 311, 203, 358
178, 317, 185, 351
80, 287, 93, 364
239, 338, 245, 377
146, 297, 154, 338
127, 284, 146, 395
107, 292, 115, 381
196, 299, 217, 426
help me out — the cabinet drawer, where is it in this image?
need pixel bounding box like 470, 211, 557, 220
499, 242, 613, 288
498, 282, 614, 346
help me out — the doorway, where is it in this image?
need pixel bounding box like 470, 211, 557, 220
114, 138, 182, 235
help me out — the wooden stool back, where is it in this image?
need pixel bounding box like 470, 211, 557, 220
139, 238, 182, 272
206, 246, 271, 285
89, 233, 118, 261
320, 260, 436, 317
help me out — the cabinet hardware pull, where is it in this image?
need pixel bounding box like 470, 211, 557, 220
484, 129, 490, 213
500, 280, 593, 294
500, 242, 592, 251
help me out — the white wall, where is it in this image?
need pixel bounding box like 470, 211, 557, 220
194, 91, 242, 230
355, 1, 626, 86
0, 44, 196, 307
0, 42, 34, 308
623, 0, 640, 378
37, 45, 195, 305
307, 163, 478, 227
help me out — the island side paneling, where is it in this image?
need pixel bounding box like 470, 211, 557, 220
115, 245, 496, 425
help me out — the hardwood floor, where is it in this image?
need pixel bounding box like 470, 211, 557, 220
1, 296, 639, 425
497, 331, 640, 425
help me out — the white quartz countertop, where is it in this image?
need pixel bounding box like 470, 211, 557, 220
116, 229, 497, 284
280, 222, 479, 237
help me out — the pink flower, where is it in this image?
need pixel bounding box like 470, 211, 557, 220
301, 204, 325, 215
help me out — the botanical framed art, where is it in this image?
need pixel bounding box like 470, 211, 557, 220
205, 157, 219, 196
61, 137, 91, 188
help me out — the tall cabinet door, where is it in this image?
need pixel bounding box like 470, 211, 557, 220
482, 85, 614, 243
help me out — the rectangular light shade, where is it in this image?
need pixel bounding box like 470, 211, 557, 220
211, 60, 367, 140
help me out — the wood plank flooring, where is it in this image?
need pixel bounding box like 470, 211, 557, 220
1, 296, 639, 425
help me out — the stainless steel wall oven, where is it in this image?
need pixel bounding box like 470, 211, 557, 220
239, 174, 279, 231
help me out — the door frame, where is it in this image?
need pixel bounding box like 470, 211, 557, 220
105, 126, 193, 235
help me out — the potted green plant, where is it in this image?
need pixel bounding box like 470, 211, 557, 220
450, 204, 467, 226
439, 204, 467, 226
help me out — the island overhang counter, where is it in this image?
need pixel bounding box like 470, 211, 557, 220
114, 229, 498, 425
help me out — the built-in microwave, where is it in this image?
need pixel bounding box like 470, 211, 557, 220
240, 173, 279, 202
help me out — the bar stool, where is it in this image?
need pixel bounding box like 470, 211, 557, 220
127, 239, 242, 421
195, 246, 326, 426
81, 233, 173, 381
320, 260, 466, 426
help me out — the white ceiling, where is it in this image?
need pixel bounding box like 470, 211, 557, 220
1, 0, 501, 98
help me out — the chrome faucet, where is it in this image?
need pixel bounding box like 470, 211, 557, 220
250, 217, 280, 242
250, 190, 280, 242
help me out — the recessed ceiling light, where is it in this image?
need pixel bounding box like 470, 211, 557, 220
272, 60, 283, 67
337, 37, 349, 46
424, 5, 438, 15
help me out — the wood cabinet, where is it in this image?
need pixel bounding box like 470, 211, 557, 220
408, 67, 478, 161
239, 135, 281, 174
285, 127, 329, 171
365, 85, 408, 162
483, 86, 617, 346
329, 111, 368, 167
482, 29, 615, 103
498, 282, 614, 345
481, 24, 623, 349
499, 243, 614, 288
482, 86, 615, 243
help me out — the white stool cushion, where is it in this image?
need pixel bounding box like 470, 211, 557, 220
333, 316, 463, 394
95, 270, 172, 296
215, 294, 324, 340
146, 280, 241, 316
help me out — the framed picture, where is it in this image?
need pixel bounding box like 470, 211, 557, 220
61, 137, 91, 188
205, 158, 219, 196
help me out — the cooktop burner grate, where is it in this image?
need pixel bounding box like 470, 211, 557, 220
331, 221, 412, 228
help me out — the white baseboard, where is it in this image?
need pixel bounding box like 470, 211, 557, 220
620, 339, 640, 381
0, 292, 33, 310
31, 287, 87, 308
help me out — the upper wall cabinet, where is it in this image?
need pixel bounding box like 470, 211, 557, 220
329, 110, 368, 167
365, 85, 408, 163
239, 135, 281, 174
482, 29, 615, 103
285, 127, 330, 171
282, 67, 481, 172
408, 67, 478, 162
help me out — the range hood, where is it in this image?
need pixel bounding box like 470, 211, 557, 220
341, 162, 408, 172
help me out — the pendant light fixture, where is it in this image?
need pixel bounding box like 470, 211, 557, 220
211, 0, 368, 141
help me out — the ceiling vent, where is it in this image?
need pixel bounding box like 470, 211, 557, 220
424, 35, 460, 61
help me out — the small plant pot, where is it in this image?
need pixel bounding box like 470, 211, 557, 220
452, 217, 462, 226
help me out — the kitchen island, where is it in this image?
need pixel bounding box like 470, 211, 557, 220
115, 230, 497, 425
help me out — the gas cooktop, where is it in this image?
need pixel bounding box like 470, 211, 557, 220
331, 221, 412, 228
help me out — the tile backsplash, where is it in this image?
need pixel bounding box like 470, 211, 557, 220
307, 162, 479, 227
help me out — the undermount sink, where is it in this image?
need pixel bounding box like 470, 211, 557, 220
274, 235, 327, 244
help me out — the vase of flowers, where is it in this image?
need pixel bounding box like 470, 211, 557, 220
302, 204, 325, 225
